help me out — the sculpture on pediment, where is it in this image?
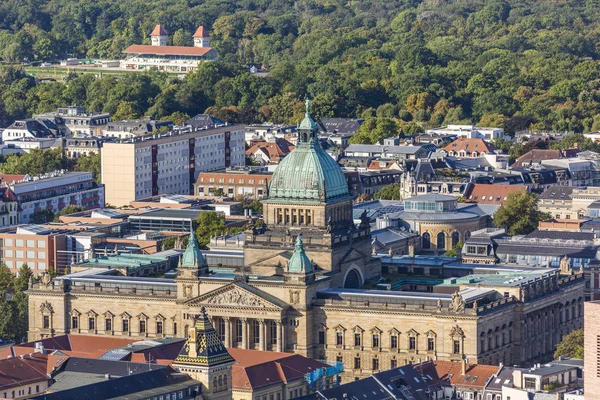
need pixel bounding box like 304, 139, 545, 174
450, 325, 465, 338
437, 299, 443, 311
39, 301, 53, 314
41, 272, 52, 287
207, 289, 265, 307
451, 291, 465, 313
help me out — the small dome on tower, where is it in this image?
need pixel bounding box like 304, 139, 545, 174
287, 235, 313, 273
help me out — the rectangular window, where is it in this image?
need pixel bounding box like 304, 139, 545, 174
123, 319, 129, 332
391, 335, 398, 349
15, 250, 24, 258
43, 315, 50, 329
71, 316, 78, 329
428, 337, 435, 351
372, 334, 379, 348
453, 340, 461, 354
26, 240, 34, 248
140, 320, 146, 333
354, 333, 361, 346
318, 331, 325, 344
354, 357, 361, 369
37, 241, 45, 248
105, 318, 112, 331
88, 317, 95, 330
391, 359, 397, 369
26, 251, 34, 259
336, 331, 343, 345
372, 358, 379, 371
157, 321, 163, 334
173, 322, 177, 336
409, 337, 416, 350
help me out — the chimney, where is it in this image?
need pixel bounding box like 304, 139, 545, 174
512, 369, 523, 389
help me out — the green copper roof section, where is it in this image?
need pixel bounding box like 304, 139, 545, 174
268, 99, 350, 202
287, 235, 313, 273
175, 307, 234, 367
180, 231, 206, 267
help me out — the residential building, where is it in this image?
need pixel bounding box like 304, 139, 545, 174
0, 225, 67, 275
538, 186, 600, 220
102, 117, 173, 139
184, 114, 226, 130
228, 348, 339, 399
2, 171, 104, 224
399, 160, 469, 199
245, 138, 295, 164
2, 137, 58, 153
35, 106, 111, 136
585, 301, 600, 400
319, 118, 363, 146
344, 143, 436, 160
463, 183, 527, 206
244, 123, 296, 144
101, 124, 245, 206
1, 119, 60, 142
358, 170, 401, 196
442, 138, 497, 158
426, 125, 504, 141
195, 168, 272, 199
27, 105, 585, 384
511, 149, 580, 168
63, 136, 110, 158
121, 25, 218, 73
0, 353, 50, 399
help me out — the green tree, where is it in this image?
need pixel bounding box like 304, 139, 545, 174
13, 263, 32, 292
0, 263, 14, 295
195, 211, 228, 247
54, 205, 86, 221
445, 241, 463, 257
113, 101, 138, 120
30, 209, 54, 224
554, 329, 584, 359
76, 152, 101, 182
373, 183, 400, 200
11, 291, 29, 343
493, 191, 550, 236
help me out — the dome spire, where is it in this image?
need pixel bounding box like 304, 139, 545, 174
287, 235, 313, 273
298, 96, 318, 140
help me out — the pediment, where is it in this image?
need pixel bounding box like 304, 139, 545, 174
248, 252, 292, 268
339, 247, 367, 264
187, 282, 286, 310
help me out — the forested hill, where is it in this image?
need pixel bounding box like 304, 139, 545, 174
2, 0, 600, 135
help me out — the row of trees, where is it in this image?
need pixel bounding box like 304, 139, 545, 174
3, 1, 600, 133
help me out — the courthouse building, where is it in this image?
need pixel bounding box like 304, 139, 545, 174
28, 104, 585, 382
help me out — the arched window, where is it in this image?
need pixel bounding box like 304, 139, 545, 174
344, 269, 361, 289
437, 232, 446, 250
223, 374, 228, 387
422, 233, 431, 249
218, 376, 222, 387
451, 232, 460, 248
213, 376, 218, 388
464, 230, 471, 241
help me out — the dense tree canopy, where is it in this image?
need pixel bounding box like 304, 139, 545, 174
0, 1, 600, 133
554, 329, 584, 360
493, 191, 550, 236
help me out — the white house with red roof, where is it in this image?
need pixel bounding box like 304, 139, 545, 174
120, 24, 218, 73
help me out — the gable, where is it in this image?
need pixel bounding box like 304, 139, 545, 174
247, 252, 292, 268
186, 282, 287, 310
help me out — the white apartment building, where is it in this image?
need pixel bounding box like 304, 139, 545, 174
426, 124, 505, 141
101, 125, 245, 206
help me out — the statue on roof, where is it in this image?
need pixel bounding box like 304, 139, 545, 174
359, 209, 369, 228
326, 217, 333, 233
451, 290, 465, 313
559, 255, 572, 275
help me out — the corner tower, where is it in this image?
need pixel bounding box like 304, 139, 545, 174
193, 25, 210, 48
177, 231, 208, 301
173, 307, 234, 400
150, 25, 167, 46
244, 99, 380, 288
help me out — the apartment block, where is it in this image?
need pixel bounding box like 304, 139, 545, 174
4, 171, 104, 224
0, 225, 67, 275
101, 125, 244, 206
194, 168, 272, 199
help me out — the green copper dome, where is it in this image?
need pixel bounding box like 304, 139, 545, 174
180, 231, 206, 268
268, 100, 350, 202
287, 235, 312, 273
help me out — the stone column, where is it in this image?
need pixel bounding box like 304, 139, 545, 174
276, 321, 283, 352
281, 319, 287, 352
224, 317, 232, 348
259, 319, 266, 351
241, 318, 248, 349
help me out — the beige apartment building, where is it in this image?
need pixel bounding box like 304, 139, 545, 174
0, 225, 66, 275
195, 168, 272, 200
101, 124, 244, 207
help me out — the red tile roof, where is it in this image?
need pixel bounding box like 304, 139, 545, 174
0, 174, 26, 184
150, 25, 167, 36
123, 45, 213, 56
193, 26, 208, 38
464, 184, 527, 205
0, 353, 49, 391
227, 348, 328, 391
443, 138, 496, 156
416, 360, 499, 389
246, 140, 295, 162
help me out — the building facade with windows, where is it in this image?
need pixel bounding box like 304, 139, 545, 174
27, 105, 585, 383
101, 124, 244, 207
195, 169, 272, 199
